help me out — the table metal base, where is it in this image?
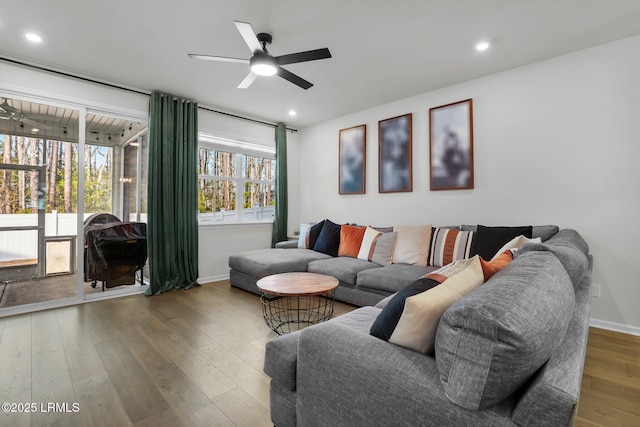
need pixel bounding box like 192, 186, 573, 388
260, 290, 336, 335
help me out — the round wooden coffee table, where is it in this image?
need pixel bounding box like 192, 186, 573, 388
257, 272, 339, 335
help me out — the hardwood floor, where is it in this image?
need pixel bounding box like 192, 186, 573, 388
0, 280, 637, 426
575, 328, 640, 427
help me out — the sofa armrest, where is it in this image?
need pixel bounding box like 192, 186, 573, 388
512, 261, 592, 426
295, 321, 515, 427
264, 330, 300, 391
275, 240, 299, 249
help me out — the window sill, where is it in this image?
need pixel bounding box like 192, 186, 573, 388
198, 219, 273, 228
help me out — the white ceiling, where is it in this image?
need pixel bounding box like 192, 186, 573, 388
2, 1, 640, 129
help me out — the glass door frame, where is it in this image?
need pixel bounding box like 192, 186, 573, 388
0, 90, 86, 316
0, 163, 46, 281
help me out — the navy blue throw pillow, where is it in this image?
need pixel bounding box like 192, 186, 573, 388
370, 278, 440, 341
308, 220, 326, 249
313, 219, 341, 256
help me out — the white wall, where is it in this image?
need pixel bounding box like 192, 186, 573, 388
0, 61, 291, 283
294, 35, 640, 332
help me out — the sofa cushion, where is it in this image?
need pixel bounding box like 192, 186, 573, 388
371, 256, 485, 354
517, 229, 589, 289
357, 227, 397, 266
338, 224, 366, 257
228, 248, 331, 278
307, 257, 379, 286
356, 263, 435, 294
264, 331, 300, 391
392, 225, 432, 266
428, 227, 474, 267
435, 251, 575, 410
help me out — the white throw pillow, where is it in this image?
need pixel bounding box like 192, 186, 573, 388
392, 225, 432, 266
297, 223, 312, 248
491, 235, 541, 260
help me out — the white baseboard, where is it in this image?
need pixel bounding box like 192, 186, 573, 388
590, 317, 640, 336
198, 274, 230, 284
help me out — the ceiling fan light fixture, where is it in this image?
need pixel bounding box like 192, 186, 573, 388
250, 53, 277, 76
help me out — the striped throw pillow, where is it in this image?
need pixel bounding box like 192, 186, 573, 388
429, 228, 474, 267
370, 256, 485, 354
357, 226, 397, 266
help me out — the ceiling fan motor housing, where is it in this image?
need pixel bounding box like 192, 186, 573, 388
250, 51, 277, 76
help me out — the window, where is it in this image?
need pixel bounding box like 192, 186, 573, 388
198, 135, 275, 222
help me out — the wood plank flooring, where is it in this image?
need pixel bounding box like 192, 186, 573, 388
0, 280, 637, 426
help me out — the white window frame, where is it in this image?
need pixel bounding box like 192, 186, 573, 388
198, 133, 275, 224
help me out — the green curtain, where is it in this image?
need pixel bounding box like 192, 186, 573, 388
146, 91, 200, 295
271, 123, 288, 247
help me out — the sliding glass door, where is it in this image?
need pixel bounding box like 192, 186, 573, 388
83, 111, 148, 297
0, 95, 81, 310
0, 93, 148, 314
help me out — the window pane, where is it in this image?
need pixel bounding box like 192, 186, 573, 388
243, 182, 274, 220
84, 144, 113, 214
199, 148, 235, 177
199, 179, 236, 220
243, 155, 275, 180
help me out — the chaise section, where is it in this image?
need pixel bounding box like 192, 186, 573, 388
229, 248, 331, 294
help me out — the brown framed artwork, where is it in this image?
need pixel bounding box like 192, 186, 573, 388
378, 113, 412, 193
339, 124, 366, 194
429, 99, 474, 191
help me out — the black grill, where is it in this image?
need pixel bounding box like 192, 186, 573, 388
84, 214, 147, 290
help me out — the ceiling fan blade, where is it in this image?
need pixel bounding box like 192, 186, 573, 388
277, 67, 313, 90
188, 53, 249, 64
20, 117, 52, 130
237, 72, 258, 89
276, 48, 332, 66
0, 99, 19, 114
234, 21, 262, 54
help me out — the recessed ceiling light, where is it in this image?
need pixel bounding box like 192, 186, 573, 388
31, 128, 39, 133
25, 32, 42, 43
288, 110, 297, 117
475, 41, 490, 52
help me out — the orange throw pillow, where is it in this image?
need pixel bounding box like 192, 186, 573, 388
479, 250, 513, 281
338, 225, 366, 258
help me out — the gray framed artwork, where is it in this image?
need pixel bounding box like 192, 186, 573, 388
339, 124, 366, 194
378, 113, 412, 193
429, 99, 474, 191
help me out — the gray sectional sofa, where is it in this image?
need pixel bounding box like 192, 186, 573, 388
260, 228, 592, 426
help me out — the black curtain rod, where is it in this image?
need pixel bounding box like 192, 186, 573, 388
0, 56, 297, 132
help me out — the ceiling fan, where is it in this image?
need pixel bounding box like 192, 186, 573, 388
188, 21, 332, 90
0, 98, 52, 130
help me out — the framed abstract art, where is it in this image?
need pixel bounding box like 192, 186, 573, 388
429, 99, 474, 191
339, 124, 366, 194
378, 113, 412, 193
